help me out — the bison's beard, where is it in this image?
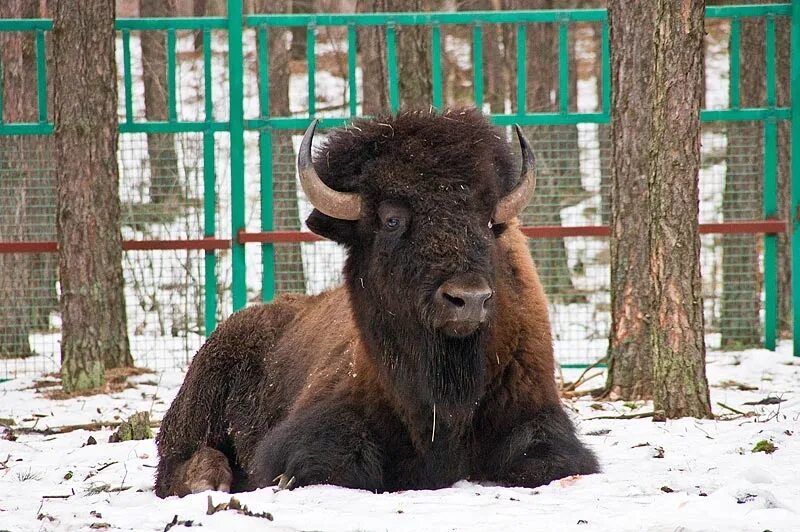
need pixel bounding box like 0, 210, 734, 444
372, 322, 488, 410
414, 329, 487, 406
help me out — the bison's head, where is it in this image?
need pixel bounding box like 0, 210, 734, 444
299, 109, 535, 406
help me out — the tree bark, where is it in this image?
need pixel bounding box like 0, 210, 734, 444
775, 16, 791, 336
0, 0, 43, 359
193, 0, 206, 51
289, 0, 314, 60
254, 0, 306, 294
54, 0, 133, 391
648, 0, 711, 419
604, 0, 656, 400
140, 0, 183, 204
358, 0, 437, 114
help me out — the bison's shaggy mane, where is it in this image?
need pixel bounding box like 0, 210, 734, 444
316, 108, 517, 198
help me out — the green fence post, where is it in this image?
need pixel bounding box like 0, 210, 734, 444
558, 21, 568, 114
122, 30, 133, 124
203, 28, 218, 335
432, 24, 442, 110
0, 56, 4, 123
473, 24, 483, 109
307, 24, 316, 117
167, 29, 177, 121
348, 24, 358, 116
763, 16, 777, 350
792, 0, 800, 356
258, 26, 275, 303
35, 30, 47, 123
229, 0, 247, 311
730, 17, 741, 109
387, 23, 399, 113
516, 24, 526, 115
601, 19, 610, 117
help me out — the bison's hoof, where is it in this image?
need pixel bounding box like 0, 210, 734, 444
272, 473, 297, 491
184, 447, 233, 494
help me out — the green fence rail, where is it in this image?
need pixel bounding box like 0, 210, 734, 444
0, 2, 796, 375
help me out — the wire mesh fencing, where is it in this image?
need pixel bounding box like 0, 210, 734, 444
0, 7, 791, 378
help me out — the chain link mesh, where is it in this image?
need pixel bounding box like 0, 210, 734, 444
0, 18, 785, 377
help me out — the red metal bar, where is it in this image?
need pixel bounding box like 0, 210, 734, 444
521, 226, 610, 238
0, 238, 231, 254
698, 220, 786, 234
122, 238, 231, 251
237, 230, 322, 243
237, 220, 787, 243
0, 241, 58, 253
0, 221, 787, 254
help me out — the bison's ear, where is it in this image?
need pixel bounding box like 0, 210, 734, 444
306, 209, 359, 245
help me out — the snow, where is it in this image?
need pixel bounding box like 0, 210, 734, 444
2, 344, 798, 532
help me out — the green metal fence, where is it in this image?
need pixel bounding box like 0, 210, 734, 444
0, 2, 795, 377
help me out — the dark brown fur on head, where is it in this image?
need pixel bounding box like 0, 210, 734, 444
308, 109, 515, 408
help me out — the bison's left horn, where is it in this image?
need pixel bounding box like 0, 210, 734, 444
492, 125, 536, 224
297, 119, 362, 221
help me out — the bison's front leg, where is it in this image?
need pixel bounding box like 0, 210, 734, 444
480, 406, 599, 488
250, 402, 384, 491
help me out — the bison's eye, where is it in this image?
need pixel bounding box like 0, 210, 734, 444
378, 202, 410, 236
385, 217, 401, 231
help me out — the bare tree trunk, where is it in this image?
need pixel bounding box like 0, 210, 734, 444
604, 0, 655, 400
649, 0, 711, 419
0, 0, 42, 359
254, 0, 306, 294
140, 0, 183, 204
776, 16, 791, 337
358, 0, 437, 114
193, 0, 206, 51
290, 0, 314, 60
54, 0, 133, 391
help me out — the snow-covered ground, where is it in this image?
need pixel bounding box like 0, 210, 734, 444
1, 343, 798, 532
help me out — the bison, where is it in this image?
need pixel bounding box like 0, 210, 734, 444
155, 108, 598, 497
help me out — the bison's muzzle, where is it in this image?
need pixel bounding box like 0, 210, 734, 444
434, 274, 493, 338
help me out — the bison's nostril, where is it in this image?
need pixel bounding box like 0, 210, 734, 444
443, 293, 466, 308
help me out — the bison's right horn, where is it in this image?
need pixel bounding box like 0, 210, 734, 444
297, 120, 362, 221
492, 125, 536, 224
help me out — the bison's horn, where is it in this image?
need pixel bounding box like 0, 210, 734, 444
492, 125, 536, 224
297, 119, 362, 221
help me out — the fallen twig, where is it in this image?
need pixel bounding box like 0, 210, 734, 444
13, 420, 160, 436
586, 411, 655, 420
561, 357, 607, 393
716, 402, 749, 416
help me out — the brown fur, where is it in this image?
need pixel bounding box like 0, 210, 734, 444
155, 109, 598, 497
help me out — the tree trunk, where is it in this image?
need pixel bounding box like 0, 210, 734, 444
358, 0, 437, 114
604, 0, 655, 400
54, 0, 133, 391
775, 16, 791, 336
193, 0, 206, 51
290, 0, 314, 60
254, 0, 306, 294
719, 14, 764, 349
649, 0, 711, 419
0, 1, 38, 358
140, 0, 183, 204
